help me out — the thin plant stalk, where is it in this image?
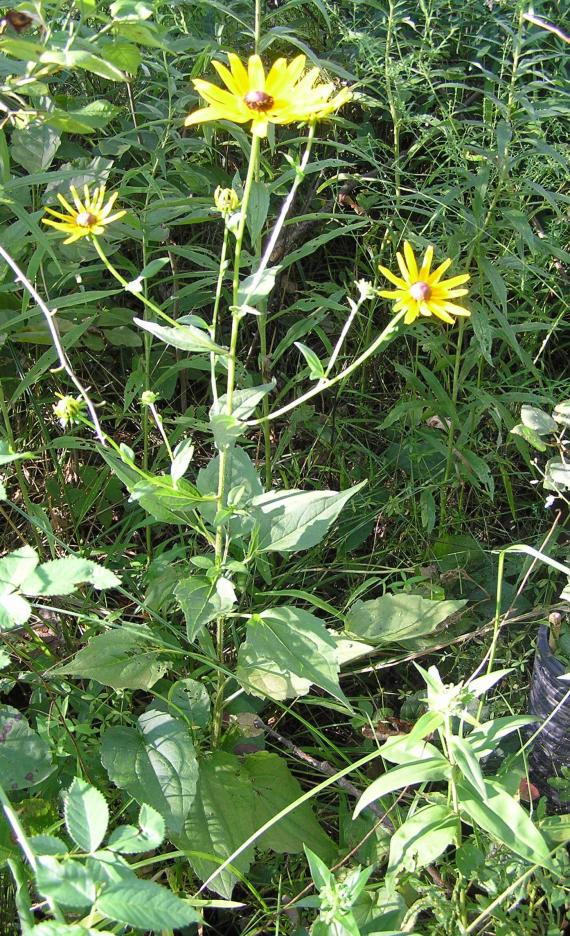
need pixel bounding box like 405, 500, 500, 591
209, 225, 230, 404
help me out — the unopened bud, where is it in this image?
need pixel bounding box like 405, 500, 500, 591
214, 186, 240, 215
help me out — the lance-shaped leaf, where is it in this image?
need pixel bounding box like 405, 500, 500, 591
134, 318, 227, 355
174, 575, 236, 642
354, 757, 451, 818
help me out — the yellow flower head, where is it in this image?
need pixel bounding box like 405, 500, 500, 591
185, 53, 351, 138
42, 184, 126, 244
378, 242, 470, 325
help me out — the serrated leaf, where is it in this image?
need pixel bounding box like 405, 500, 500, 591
20, 556, 120, 596
0, 705, 53, 789
101, 708, 198, 834
35, 856, 96, 909
134, 318, 227, 355
251, 481, 366, 553
95, 878, 201, 930
107, 803, 165, 854
64, 778, 109, 853
51, 626, 170, 690
345, 593, 466, 646
237, 606, 348, 705
0, 590, 32, 631
175, 574, 236, 642
30, 835, 68, 856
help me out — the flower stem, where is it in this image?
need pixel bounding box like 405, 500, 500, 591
210, 226, 230, 404
91, 237, 178, 328
212, 133, 261, 747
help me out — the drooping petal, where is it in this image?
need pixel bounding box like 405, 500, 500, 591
185, 106, 230, 126
404, 306, 419, 324
193, 79, 241, 109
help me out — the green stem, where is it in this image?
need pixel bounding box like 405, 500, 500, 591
210, 226, 230, 404
249, 308, 407, 426
7, 858, 35, 934
91, 237, 178, 327
212, 133, 261, 747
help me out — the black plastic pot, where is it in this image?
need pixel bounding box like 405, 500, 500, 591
529, 625, 570, 805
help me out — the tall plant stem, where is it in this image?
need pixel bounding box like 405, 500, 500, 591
212, 134, 261, 747
91, 238, 179, 328
209, 227, 230, 404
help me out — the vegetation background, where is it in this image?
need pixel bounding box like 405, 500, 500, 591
0, 0, 569, 933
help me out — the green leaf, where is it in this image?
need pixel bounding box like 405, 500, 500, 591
237, 606, 348, 705
134, 318, 227, 355
510, 423, 548, 452
10, 124, 60, 173
0, 439, 33, 466
553, 400, 570, 428
544, 457, 570, 493
449, 736, 486, 799
345, 594, 466, 646
170, 437, 194, 483
251, 481, 366, 553
0, 546, 39, 588
236, 265, 281, 309
95, 878, 201, 931
30, 835, 68, 857
388, 803, 460, 874
32, 925, 115, 936
457, 777, 557, 871
161, 678, 210, 728
468, 716, 537, 758
210, 382, 275, 422
45, 100, 120, 134
51, 626, 170, 690
107, 803, 165, 854
63, 778, 109, 853
0, 705, 53, 789
20, 556, 120, 596
246, 180, 270, 246
175, 574, 236, 642
129, 474, 210, 525
101, 708, 198, 835
0, 591, 31, 631
294, 341, 325, 379
520, 405, 557, 435
35, 856, 97, 909
197, 447, 262, 536
354, 759, 451, 818
39, 48, 127, 82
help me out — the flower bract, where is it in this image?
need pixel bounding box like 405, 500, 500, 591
185, 53, 351, 138
378, 242, 470, 325
42, 184, 126, 244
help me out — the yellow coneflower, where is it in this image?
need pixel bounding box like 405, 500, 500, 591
42, 184, 126, 244
378, 242, 470, 325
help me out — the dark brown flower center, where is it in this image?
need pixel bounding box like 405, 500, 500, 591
244, 90, 274, 112
76, 211, 98, 228
410, 280, 432, 301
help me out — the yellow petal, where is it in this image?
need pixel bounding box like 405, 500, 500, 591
193, 79, 239, 108
428, 303, 455, 324
185, 106, 224, 126
57, 193, 76, 215
101, 191, 119, 217
403, 241, 418, 280
248, 55, 266, 91
104, 210, 127, 224
44, 207, 74, 221
378, 288, 405, 299
439, 273, 470, 289
419, 245, 434, 278
377, 263, 407, 289
265, 58, 289, 97
429, 257, 452, 284
404, 306, 419, 324
212, 59, 244, 96
396, 251, 411, 283
227, 54, 249, 94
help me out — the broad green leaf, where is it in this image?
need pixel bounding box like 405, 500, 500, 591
0, 439, 33, 466
10, 124, 60, 173
237, 606, 348, 705
388, 803, 460, 874
544, 457, 570, 493
245, 180, 270, 246
101, 708, 198, 834
540, 815, 570, 846
0, 705, 53, 789
345, 594, 466, 646
457, 777, 557, 871
30, 835, 68, 857
520, 405, 557, 435
20, 556, 120, 596
237, 265, 281, 308
0, 545, 39, 588
243, 752, 334, 860
210, 382, 275, 422
449, 736, 486, 799
167, 678, 210, 728
210, 413, 245, 450
45, 100, 120, 134
170, 437, 194, 483
107, 803, 165, 854
39, 48, 127, 82
63, 778, 109, 853
95, 879, 201, 930
251, 481, 366, 553
134, 318, 227, 355
179, 750, 256, 898
467, 669, 512, 698
129, 474, 210, 525
553, 401, 570, 428
197, 447, 262, 535
175, 575, 236, 642
354, 759, 451, 818
512, 421, 549, 452
51, 626, 170, 690
377, 735, 443, 766
35, 856, 96, 909
0, 590, 31, 631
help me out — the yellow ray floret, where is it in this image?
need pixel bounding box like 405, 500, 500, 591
378, 242, 470, 325
42, 184, 126, 244
185, 53, 352, 138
